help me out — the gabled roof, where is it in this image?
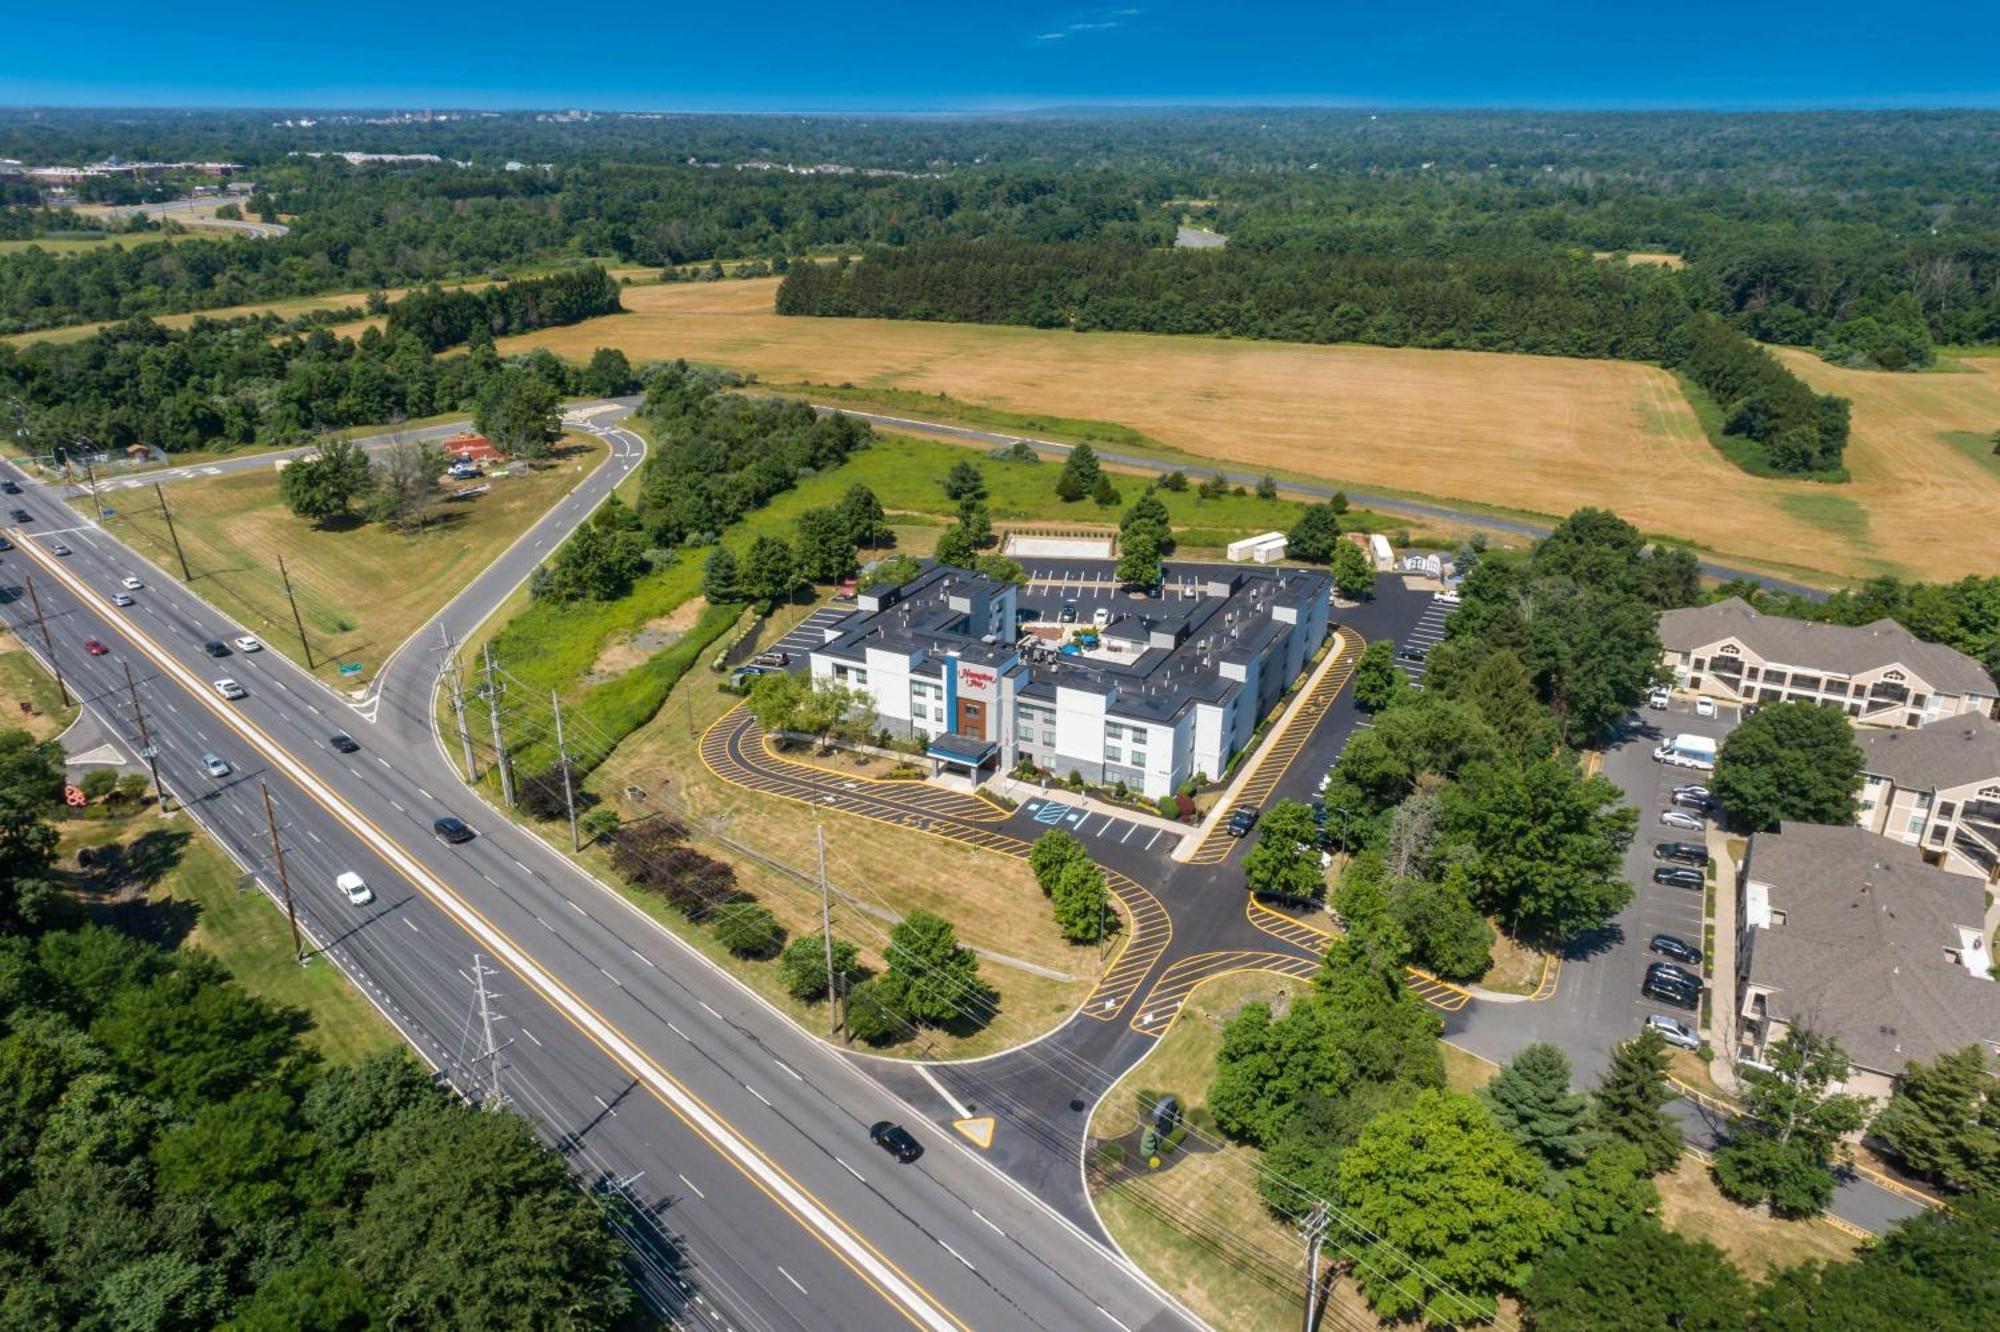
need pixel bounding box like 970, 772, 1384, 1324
1660, 598, 1996, 695
1858, 713, 2000, 791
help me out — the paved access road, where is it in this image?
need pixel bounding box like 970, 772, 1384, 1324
93, 196, 289, 238
1, 430, 1199, 1332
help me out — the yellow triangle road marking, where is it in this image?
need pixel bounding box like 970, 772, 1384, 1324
953, 1116, 996, 1150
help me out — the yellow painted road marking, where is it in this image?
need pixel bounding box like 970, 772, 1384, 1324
953, 1117, 996, 1150
18, 536, 972, 1332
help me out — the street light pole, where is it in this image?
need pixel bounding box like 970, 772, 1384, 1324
122, 659, 168, 813
22, 573, 71, 707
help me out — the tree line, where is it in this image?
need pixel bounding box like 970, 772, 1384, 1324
0, 728, 631, 1330
1712, 571, 2000, 680
778, 241, 1853, 474
383, 266, 625, 351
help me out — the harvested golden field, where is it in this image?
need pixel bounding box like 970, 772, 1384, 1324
497, 279, 2000, 582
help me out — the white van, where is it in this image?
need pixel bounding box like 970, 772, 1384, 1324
336, 871, 374, 906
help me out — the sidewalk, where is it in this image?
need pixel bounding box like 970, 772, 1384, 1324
986, 772, 1190, 842
1706, 829, 1741, 1071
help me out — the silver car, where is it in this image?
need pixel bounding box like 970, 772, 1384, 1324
1659, 809, 1705, 831
1646, 1014, 1701, 1051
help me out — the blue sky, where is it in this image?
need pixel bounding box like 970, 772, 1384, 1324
5, 2, 1993, 110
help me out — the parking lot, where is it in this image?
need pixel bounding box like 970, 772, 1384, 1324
1017, 559, 1250, 622
1013, 795, 1182, 854
764, 606, 851, 660
1395, 595, 1451, 684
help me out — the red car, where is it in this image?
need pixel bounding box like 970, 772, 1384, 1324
83, 637, 108, 656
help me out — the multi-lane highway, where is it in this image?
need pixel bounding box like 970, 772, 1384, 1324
0, 427, 1201, 1332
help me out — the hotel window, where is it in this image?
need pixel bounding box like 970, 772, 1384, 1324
1105, 745, 1123, 763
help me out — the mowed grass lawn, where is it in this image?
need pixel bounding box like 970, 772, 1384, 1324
58, 808, 399, 1066
0, 633, 81, 740
494, 278, 2000, 583
95, 435, 607, 686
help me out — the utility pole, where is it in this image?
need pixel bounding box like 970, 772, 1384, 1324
81, 457, 105, 521
259, 783, 304, 963
817, 824, 840, 1035
441, 624, 478, 782
22, 574, 71, 707
551, 687, 580, 852
122, 659, 168, 814
1301, 1200, 1329, 1332
471, 954, 509, 1109
276, 554, 316, 669
482, 644, 515, 807
153, 482, 191, 581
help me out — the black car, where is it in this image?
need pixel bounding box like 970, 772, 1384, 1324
1671, 790, 1717, 813
0, 536, 11, 551
1652, 865, 1705, 889
1653, 840, 1709, 866
328, 732, 360, 754
1650, 934, 1703, 966
8, 507, 29, 522
1643, 975, 1700, 1010
202, 640, 230, 658
1225, 807, 1260, 837
1395, 644, 1427, 663
1058, 602, 1078, 624
433, 816, 475, 845
1647, 960, 1702, 990
1, 480, 19, 493
869, 1121, 923, 1163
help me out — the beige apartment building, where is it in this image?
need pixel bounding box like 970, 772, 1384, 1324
1855, 714, 2000, 884
1733, 823, 2000, 1102
1658, 598, 1998, 730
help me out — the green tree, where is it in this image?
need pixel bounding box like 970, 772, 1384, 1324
1330, 538, 1374, 599
839, 483, 887, 548
341, 1102, 631, 1328
793, 506, 859, 583
933, 521, 980, 567
1711, 701, 1862, 831
1029, 828, 1087, 895
1523, 581, 1664, 746
1286, 502, 1343, 563
1337, 1089, 1559, 1325
1255, 472, 1278, 500
1444, 756, 1635, 944
1113, 531, 1162, 588
1090, 472, 1122, 506
972, 554, 1027, 585
881, 910, 988, 1027
1550, 1140, 1660, 1240
1482, 1042, 1598, 1168
940, 460, 986, 502
955, 498, 995, 548
1050, 857, 1112, 942
279, 437, 372, 524
1390, 869, 1493, 980
1593, 1028, 1685, 1174
580, 346, 635, 397
711, 901, 783, 959
1524, 1220, 1752, 1332
1352, 638, 1408, 713
842, 976, 908, 1045
473, 367, 562, 459
1055, 443, 1100, 502
79, 766, 118, 802
857, 552, 921, 589
537, 519, 645, 602
701, 545, 741, 603
1240, 799, 1325, 900
1158, 469, 1188, 492
365, 440, 448, 533
1870, 1045, 2000, 1193
778, 933, 861, 1003
1118, 489, 1173, 552
741, 535, 799, 607
1713, 1027, 1869, 1217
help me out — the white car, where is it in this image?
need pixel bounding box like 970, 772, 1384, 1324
336, 871, 375, 906
111, 592, 135, 607
234, 635, 263, 653
1659, 809, 1706, 831
1433, 590, 1461, 605
1645, 1014, 1702, 1051
121, 575, 142, 590
201, 752, 231, 778
1694, 697, 1717, 719
212, 677, 246, 700
1647, 687, 1670, 710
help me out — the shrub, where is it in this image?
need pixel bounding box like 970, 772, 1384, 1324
778, 933, 861, 1002
842, 977, 908, 1045
80, 768, 119, 802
